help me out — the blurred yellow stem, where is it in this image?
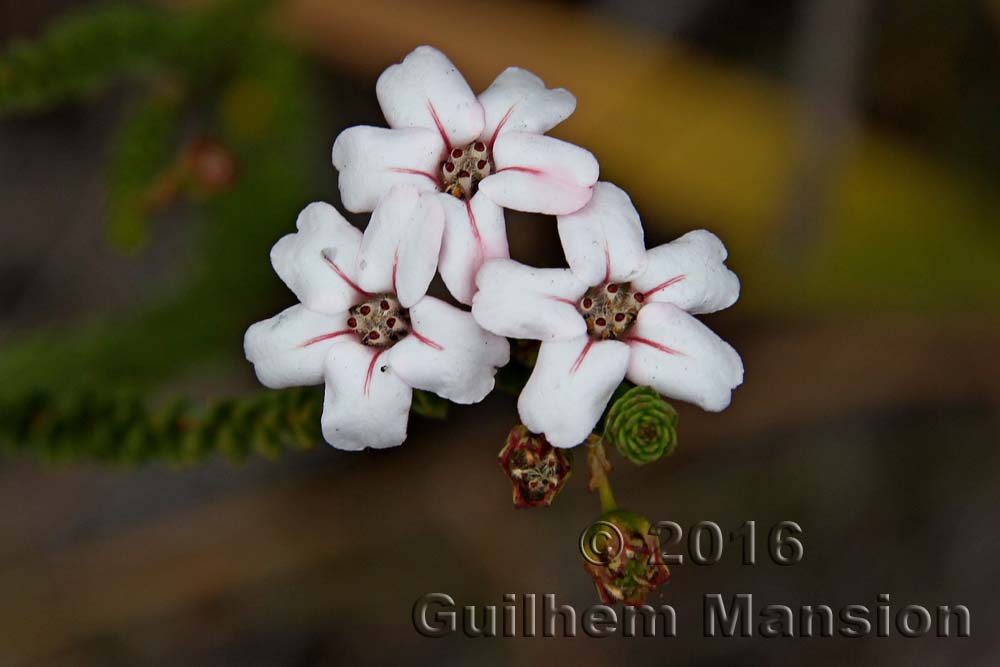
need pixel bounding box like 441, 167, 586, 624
263, 0, 1000, 314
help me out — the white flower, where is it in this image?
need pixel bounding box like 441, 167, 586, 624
471, 182, 743, 448
332, 45, 599, 305
244, 185, 510, 451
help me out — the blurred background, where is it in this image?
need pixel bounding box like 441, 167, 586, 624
1, 0, 999, 664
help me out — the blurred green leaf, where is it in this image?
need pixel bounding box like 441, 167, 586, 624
0, 4, 179, 114
106, 88, 183, 253
411, 390, 449, 420
0, 1, 274, 116
494, 361, 532, 397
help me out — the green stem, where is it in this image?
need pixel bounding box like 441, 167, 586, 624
597, 477, 618, 515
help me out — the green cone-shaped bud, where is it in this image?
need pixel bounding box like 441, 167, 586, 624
603, 386, 677, 465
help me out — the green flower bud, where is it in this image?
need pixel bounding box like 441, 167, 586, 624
603, 386, 677, 465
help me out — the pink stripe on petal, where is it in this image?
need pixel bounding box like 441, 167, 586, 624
642, 274, 687, 299
364, 350, 385, 397
570, 339, 594, 375
427, 101, 452, 151
391, 250, 399, 293
411, 330, 444, 351
299, 330, 352, 348
465, 200, 484, 263
495, 166, 545, 176
488, 104, 516, 150
625, 336, 684, 357
323, 255, 370, 297
494, 164, 591, 196
388, 167, 439, 186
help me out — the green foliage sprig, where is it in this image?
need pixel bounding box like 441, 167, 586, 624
0, 1, 341, 465
0, 387, 448, 466
0, 387, 321, 465
0, 2, 314, 400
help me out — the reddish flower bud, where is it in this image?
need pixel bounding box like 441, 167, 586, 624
184, 138, 239, 194
580, 510, 670, 606
497, 425, 572, 508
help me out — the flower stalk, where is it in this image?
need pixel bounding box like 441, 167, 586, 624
585, 435, 618, 514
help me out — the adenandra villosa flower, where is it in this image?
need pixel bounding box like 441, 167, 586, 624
471, 182, 744, 448
244, 185, 510, 451
332, 45, 599, 306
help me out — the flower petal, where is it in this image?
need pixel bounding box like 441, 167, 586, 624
387, 296, 510, 404
376, 45, 484, 148
518, 336, 630, 448
471, 259, 587, 341
270, 202, 365, 315
631, 230, 740, 314
244, 305, 351, 388
354, 185, 445, 308
557, 181, 648, 285
331, 125, 443, 213
478, 67, 576, 144
321, 341, 412, 450
482, 131, 599, 214
479, 132, 598, 215
438, 192, 509, 305
625, 303, 743, 412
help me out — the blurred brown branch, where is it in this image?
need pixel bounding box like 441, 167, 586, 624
2, 313, 998, 663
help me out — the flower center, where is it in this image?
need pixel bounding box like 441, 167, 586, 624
577, 282, 643, 341
346, 293, 410, 348
509, 446, 567, 499
441, 141, 491, 199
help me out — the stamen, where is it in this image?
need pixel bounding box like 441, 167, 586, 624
349, 293, 412, 349
576, 282, 642, 341
439, 141, 494, 200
